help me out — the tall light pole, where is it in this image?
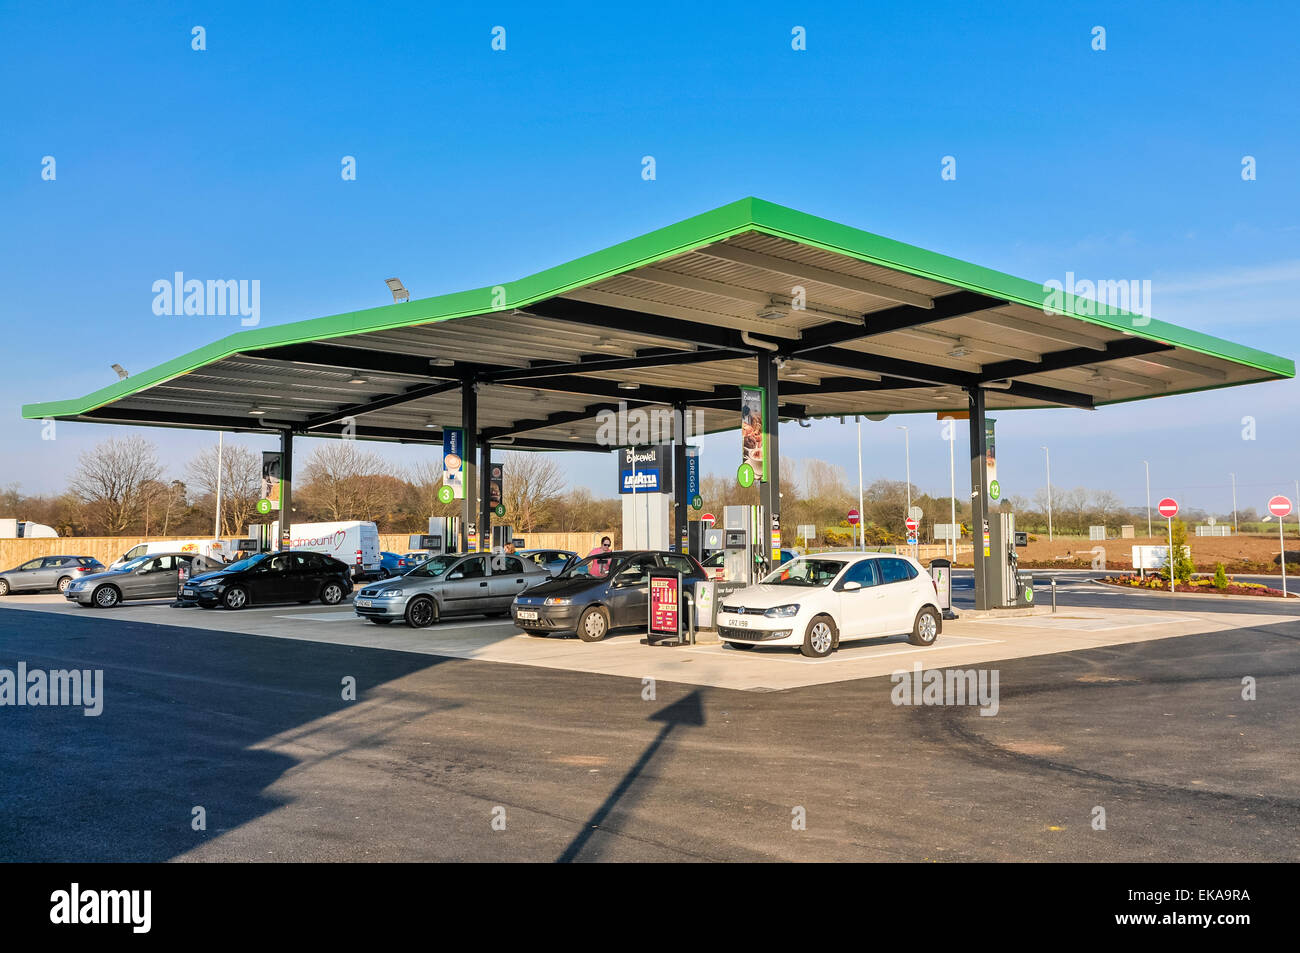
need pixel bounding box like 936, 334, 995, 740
856, 417, 865, 551
214, 432, 224, 538
1230, 472, 1238, 534
896, 425, 911, 525
1295, 480, 1299, 541
1143, 460, 1152, 538
948, 419, 957, 560
1041, 445, 1053, 541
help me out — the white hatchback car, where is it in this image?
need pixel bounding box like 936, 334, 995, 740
714, 552, 942, 658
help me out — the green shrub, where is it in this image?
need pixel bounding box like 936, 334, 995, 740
1213, 563, 1229, 590
1159, 520, 1195, 585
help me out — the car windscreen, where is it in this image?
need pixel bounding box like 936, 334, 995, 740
118, 555, 153, 571
408, 554, 460, 578
556, 553, 621, 580
759, 558, 845, 587
223, 553, 268, 573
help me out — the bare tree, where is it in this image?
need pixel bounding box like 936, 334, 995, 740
500, 451, 565, 532
186, 442, 262, 536
297, 442, 399, 521
69, 437, 164, 535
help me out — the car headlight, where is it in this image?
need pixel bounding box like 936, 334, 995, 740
197, 580, 221, 588
382, 588, 403, 597
764, 604, 801, 618
544, 597, 571, 606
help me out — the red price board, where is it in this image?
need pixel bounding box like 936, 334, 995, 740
648, 573, 681, 637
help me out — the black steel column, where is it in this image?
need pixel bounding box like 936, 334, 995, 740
759, 354, 780, 564
480, 440, 493, 552
673, 401, 688, 553
278, 428, 293, 551
968, 387, 989, 610
461, 379, 477, 552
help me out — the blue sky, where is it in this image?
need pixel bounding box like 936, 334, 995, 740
2, 1, 1298, 515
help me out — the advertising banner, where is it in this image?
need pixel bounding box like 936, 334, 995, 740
985, 417, 999, 503
260, 452, 282, 510
442, 427, 465, 500
740, 387, 767, 482
489, 462, 504, 507
617, 445, 671, 494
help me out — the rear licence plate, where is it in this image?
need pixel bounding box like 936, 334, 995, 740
516, 610, 539, 620
355, 599, 372, 608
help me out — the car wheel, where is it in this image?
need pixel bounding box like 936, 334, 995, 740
368, 618, 393, 626
92, 584, 121, 609
726, 641, 756, 650
800, 615, 837, 658
577, 606, 610, 642
909, 607, 941, 646
56, 576, 73, 594
320, 582, 345, 606
223, 586, 249, 610
405, 596, 439, 628
0, 579, 9, 597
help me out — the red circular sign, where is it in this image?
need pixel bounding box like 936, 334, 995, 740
905, 517, 918, 532
1268, 495, 1292, 518
847, 508, 861, 526
700, 513, 716, 526
1157, 497, 1179, 518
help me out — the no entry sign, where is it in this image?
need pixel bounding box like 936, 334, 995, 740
700, 513, 715, 526
847, 508, 860, 526
1268, 495, 1293, 518
1157, 497, 1179, 519
905, 517, 918, 532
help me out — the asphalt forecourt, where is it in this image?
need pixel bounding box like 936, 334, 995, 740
3, 591, 1297, 692
1, 601, 1297, 871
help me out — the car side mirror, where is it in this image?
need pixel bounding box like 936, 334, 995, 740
449, 571, 464, 580
841, 581, 862, 592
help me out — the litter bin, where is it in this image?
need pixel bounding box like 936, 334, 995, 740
928, 558, 956, 620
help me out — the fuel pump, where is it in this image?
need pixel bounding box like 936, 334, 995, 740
987, 511, 1033, 608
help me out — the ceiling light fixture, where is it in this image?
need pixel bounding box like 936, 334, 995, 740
429, 357, 454, 368
249, 405, 268, 416
348, 371, 368, 385
617, 381, 641, 390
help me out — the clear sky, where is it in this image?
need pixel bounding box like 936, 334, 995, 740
2, 1, 1298, 516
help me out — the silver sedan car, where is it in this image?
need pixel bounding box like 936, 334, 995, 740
65, 553, 217, 608
353, 552, 549, 627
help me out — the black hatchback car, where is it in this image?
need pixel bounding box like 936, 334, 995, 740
511, 550, 705, 642
181, 550, 353, 610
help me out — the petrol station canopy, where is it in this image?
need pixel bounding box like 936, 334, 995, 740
22, 197, 1294, 448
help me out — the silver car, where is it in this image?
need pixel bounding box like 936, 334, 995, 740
354, 552, 549, 627
65, 553, 216, 608
0, 555, 105, 595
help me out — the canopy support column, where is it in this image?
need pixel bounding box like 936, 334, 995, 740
277, 428, 293, 552
461, 379, 477, 553
967, 387, 990, 610
673, 401, 688, 553
480, 440, 493, 552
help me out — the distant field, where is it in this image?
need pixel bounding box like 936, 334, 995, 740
1015, 533, 1296, 572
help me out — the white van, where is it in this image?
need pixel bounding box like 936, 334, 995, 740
287, 521, 381, 579
110, 538, 232, 569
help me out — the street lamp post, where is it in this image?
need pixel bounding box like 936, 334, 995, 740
214, 432, 224, 538
948, 420, 957, 560
1143, 460, 1152, 538
1230, 472, 1238, 534
1041, 445, 1053, 541
897, 425, 911, 525
856, 417, 865, 551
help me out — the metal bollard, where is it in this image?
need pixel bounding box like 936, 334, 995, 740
1051, 578, 1057, 613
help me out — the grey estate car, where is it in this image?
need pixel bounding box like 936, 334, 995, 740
65, 553, 220, 608
353, 551, 550, 627
0, 555, 105, 595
